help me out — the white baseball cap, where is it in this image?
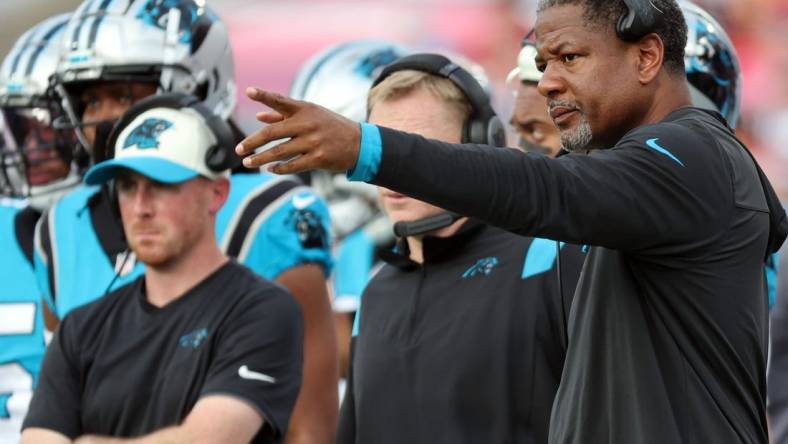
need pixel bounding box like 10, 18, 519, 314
84, 107, 229, 185
506, 43, 542, 84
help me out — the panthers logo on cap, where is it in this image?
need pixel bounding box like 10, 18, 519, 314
123, 118, 173, 150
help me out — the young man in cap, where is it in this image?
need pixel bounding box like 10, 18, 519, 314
21, 97, 303, 444
38, 3, 337, 441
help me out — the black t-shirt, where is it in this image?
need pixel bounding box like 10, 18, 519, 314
338, 221, 586, 443
23, 260, 303, 443
368, 107, 787, 443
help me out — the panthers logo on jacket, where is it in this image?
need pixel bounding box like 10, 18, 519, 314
462, 257, 499, 278
123, 118, 173, 150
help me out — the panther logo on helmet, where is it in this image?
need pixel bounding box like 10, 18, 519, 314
137, 0, 200, 44
681, 1, 741, 128
123, 118, 173, 150
354, 49, 402, 79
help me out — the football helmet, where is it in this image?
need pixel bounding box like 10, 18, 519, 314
290, 39, 410, 123
54, 0, 236, 158
682, 1, 742, 128
290, 40, 410, 240
0, 14, 80, 209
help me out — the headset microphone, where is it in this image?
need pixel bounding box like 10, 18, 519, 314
393, 212, 461, 238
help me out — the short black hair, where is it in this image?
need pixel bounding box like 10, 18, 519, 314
537, 0, 687, 75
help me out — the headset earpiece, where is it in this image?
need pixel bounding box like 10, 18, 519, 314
103, 180, 121, 226
617, 0, 664, 42
486, 116, 507, 148
198, 109, 239, 171
371, 53, 506, 147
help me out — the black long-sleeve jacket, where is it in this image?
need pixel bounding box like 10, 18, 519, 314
362, 107, 787, 443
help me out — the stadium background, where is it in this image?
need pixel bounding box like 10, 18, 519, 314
1, 0, 786, 197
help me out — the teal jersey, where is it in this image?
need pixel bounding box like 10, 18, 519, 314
767, 252, 779, 309
34, 185, 145, 318
34, 174, 333, 319
216, 174, 333, 280
332, 229, 377, 314
0, 204, 46, 440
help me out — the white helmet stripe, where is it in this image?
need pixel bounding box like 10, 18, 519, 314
7, 30, 37, 77
24, 20, 68, 76
86, 0, 116, 49
8, 20, 51, 81
75, 0, 114, 51
69, 0, 101, 52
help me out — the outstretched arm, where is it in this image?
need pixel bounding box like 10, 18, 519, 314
235, 88, 727, 251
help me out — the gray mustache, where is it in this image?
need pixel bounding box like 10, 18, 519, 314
548, 100, 581, 113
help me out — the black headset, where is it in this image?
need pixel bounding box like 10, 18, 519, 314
370, 53, 506, 238
105, 92, 239, 173
617, 0, 665, 42
371, 53, 507, 147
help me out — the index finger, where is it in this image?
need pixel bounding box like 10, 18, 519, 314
245, 87, 301, 117
235, 118, 313, 156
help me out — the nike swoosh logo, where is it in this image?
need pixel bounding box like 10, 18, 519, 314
292, 194, 317, 210
238, 365, 277, 383
645, 138, 685, 167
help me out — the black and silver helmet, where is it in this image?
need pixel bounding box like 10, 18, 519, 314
682, 1, 742, 128
0, 14, 80, 209
55, 0, 236, 157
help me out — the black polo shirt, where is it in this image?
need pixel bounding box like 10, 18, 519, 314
23, 260, 303, 443
364, 107, 787, 443
338, 220, 586, 443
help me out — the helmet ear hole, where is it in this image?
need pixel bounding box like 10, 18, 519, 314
193, 81, 209, 103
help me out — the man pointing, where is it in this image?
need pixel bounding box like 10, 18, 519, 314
236, 1, 786, 443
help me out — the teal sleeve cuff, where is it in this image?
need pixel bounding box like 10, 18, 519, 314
347, 123, 382, 182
